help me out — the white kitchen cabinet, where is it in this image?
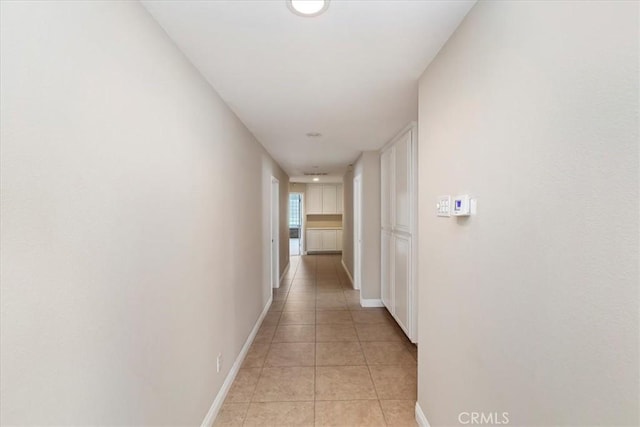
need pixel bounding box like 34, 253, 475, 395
306, 230, 323, 251
306, 185, 323, 214
380, 124, 417, 342
322, 185, 338, 214
306, 229, 342, 252
321, 229, 337, 249
305, 184, 343, 214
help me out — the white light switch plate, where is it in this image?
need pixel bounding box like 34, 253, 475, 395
437, 195, 451, 217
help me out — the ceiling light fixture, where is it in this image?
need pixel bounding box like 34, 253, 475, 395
313, 177, 320, 182
287, 0, 329, 17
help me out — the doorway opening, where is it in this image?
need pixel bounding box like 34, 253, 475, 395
271, 177, 280, 289
289, 193, 303, 256
353, 176, 362, 290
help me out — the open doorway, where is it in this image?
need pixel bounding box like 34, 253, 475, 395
353, 175, 362, 290
289, 193, 303, 256
271, 177, 279, 289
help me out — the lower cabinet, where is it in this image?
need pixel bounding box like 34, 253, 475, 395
306, 229, 342, 252
306, 230, 323, 251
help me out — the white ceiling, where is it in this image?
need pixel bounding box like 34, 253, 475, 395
142, 0, 475, 182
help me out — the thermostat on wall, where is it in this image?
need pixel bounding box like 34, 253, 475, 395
452, 195, 473, 216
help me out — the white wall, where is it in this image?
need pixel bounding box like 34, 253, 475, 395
0, 1, 288, 424
417, 1, 639, 426
354, 152, 382, 301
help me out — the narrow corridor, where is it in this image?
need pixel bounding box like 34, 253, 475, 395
215, 254, 418, 426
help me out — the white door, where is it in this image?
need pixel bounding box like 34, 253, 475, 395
336, 184, 343, 214
381, 148, 393, 230
271, 178, 279, 288
353, 176, 362, 290
394, 132, 411, 233
379, 124, 417, 342
381, 230, 393, 309
394, 233, 411, 335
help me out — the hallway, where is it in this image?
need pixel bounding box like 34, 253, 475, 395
216, 255, 418, 426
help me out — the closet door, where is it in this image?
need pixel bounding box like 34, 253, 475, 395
381, 149, 394, 231
381, 230, 393, 310
393, 234, 411, 335
379, 124, 417, 342
394, 131, 411, 234
336, 184, 343, 214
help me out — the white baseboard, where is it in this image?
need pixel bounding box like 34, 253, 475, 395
279, 262, 290, 285
201, 296, 273, 427
360, 298, 384, 308
415, 402, 431, 427
340, 259, 354, 287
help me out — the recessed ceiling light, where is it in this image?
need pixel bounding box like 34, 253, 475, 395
306, 132, 322, 137
287, 0, 329, 17
313, 177, 320, 182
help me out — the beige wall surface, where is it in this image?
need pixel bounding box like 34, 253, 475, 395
0, 1, 288, 425
417, 1, 639, 426
354, 152, 382, 300
289, 182, 306, 194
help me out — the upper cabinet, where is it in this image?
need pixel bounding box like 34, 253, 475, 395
306, 184, 343, 214
307, 185, 323, 214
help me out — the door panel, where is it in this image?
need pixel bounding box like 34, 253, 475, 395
307, 230, 322, 251
394, 133, 411, 233
307, 185, 323, 214
381, 149, 393, 230
381, 230, 393, 311
322, 185, 337, 214
336, 229, 343, 251
321, 229, 337, 250
337, 184, 343, 214
394, 234, 410, 334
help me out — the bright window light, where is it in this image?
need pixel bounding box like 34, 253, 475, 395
288, 0, 329, 17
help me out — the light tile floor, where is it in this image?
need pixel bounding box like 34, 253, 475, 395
215, 254, 418, 427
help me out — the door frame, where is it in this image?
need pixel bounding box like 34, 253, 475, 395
289, 192, 304, 256
271, 177, 280, 289
353, 175, 362, 290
